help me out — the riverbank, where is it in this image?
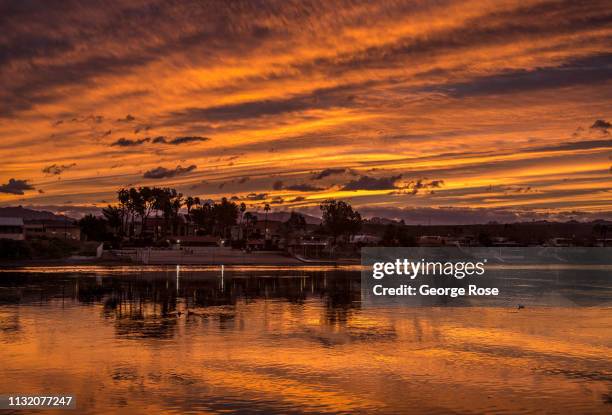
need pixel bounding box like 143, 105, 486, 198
0, 249, 359, 267
0, 257, 129, 268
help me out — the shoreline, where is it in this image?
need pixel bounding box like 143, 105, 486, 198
0, 255, 359, 268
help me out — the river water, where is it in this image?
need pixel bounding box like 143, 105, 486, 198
0, 266, 610, 414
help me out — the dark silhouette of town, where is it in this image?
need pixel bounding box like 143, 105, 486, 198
1, 186, 611, 263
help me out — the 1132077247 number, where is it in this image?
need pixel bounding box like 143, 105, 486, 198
1, 395, 75, 409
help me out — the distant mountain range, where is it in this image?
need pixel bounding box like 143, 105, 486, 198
0, 206, 69, 221
252, 211, 321, 225
0, 205, 324, 225
1, 205, 610, 227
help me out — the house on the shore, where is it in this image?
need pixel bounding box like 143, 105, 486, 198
24, 219, 80, 240
288, 236, 330, 258
0, 217, 25, 240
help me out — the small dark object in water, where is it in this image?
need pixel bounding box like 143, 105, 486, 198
517, 304, 525, 310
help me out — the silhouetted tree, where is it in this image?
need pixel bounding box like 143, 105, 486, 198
191, 202, 214, 235
320, 199, 362, 244
281, 211, 307, 238
212, 197, 239, 238
78, 214, 108, 241
128, 187, 143, 237
117, 188, 130, 235
138, 186, 157, 237
243, 211, 259, 239
152, 188, 182, 237
103, 205, 123, 236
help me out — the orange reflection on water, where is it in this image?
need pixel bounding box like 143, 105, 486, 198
0, 271, 610, 414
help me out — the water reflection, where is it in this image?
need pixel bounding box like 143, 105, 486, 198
0, 267, 610, 414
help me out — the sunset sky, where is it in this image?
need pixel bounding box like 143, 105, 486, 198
1, 0, 610, 223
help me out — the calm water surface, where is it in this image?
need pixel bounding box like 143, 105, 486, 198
0, 266, 610, 414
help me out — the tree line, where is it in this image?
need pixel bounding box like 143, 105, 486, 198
79, 186, 363, 244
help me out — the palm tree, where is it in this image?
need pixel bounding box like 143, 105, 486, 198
239, 202, 246, 239
102, 205, 123, 237
263, 203, 271, 239
152, 188, 173, 238
117, 188, 130, 236
185, 196, 201, 236
212, 197, 239, 238
186, 196, 195, 215
138, 186, 156, 238
171, 192, 184, 236
243, 212, 257, 240
191, 202, 213, 235
128, 187, 143, 238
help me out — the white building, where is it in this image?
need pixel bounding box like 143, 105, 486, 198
0, 217, 25, 240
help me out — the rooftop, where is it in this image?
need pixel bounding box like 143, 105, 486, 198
0, 217, 24, 226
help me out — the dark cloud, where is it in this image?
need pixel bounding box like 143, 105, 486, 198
290, 196, 306, 202
304, 1, 612, 78
152, 136, 210, 145
165, 84, 360, 124
591, 119, 611, 134
111, 137, 150, 147
245, 192, 268, 201
237, 176, 250, 184
2, 0, 610, 119
0, 178, 35, 194
0, 32, 74, 66
152, 136, 168, 144
168, 136, 209, 145
270, 196, 284, 204
284, 183, 325, 192
411, 179, 444, 189
117, 114, 136, 122
312, 168, 346, 180
272, 180, 284, 190
0, 0, 277, 117
528, 139, 612, 153
143, 164, 197, 179
342, 175, 402, 191
111, 135, 209, 146
391, 179, 445, 195
433, 54, 612, 98
42, 163, 76, 175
